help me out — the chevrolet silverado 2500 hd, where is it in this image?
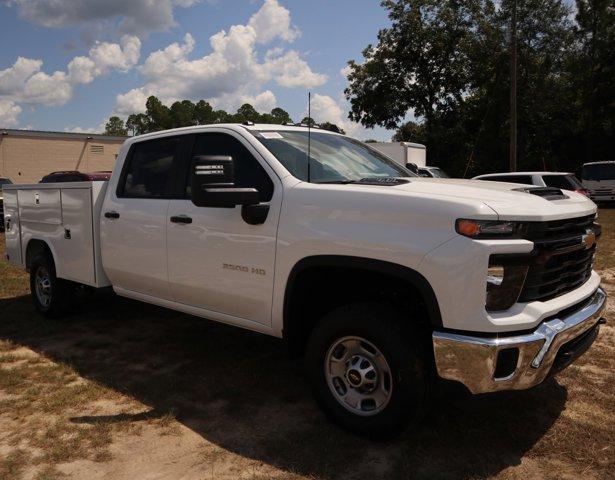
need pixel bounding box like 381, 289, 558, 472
2, 124, 606, 436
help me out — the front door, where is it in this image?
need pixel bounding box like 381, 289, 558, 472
166, 131, 281, 326
101, 136, 183, 300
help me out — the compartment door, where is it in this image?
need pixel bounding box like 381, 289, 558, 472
54, 188, 96, 285
3, 190, 23, 266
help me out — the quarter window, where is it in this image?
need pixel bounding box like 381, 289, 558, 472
120, 137, 180, 198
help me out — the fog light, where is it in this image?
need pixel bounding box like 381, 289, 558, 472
486, 264, 528, 311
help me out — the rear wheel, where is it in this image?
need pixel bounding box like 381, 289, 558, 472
305, 303, 431, 438
30, 253, 72, 317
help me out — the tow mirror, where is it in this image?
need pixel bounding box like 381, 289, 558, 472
190, 155, 259, 208
406, 162, 418, 174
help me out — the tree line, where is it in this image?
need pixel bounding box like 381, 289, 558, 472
344, 0, 614, 177
104, 96, 344, 137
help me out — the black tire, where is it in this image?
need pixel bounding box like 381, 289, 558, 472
29, 252, 72, 318
305, 303, 431, 438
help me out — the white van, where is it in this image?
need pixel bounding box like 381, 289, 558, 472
582, 161, 615, 202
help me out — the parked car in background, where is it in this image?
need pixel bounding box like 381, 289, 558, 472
418, 166, 449, 178
473, 171, 588, 196
582, 161, 615, 202
40, 171, 112, 183
0, 177, 13, 231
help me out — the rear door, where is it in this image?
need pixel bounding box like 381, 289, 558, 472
166, 130, 282, 326
101, 136, 184, 300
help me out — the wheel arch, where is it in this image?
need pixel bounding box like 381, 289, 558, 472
283, 255, 442, 357
25, 238, 57, 271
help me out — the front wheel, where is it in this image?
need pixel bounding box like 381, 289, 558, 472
30, 253, 72, 317
305, 303, 431, 438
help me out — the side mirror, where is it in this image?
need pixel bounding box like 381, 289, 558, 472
191, 155, 259, 208
406, 162, 418, 174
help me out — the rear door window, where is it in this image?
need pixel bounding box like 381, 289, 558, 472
118, 137, 181, 198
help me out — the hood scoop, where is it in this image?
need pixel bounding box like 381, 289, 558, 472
513, 186, 569, 201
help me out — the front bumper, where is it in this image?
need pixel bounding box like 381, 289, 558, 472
432, 287, 607, 394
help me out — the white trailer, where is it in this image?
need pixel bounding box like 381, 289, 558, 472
369, 142, 427, 168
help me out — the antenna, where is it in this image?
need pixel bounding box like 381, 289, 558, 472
307, 91, 311, 183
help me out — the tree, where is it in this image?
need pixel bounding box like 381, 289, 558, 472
104, 116, 127, 136
235, 103, 260, 123
572, 0, 615, 163
145, 96, 172, 131
300, 116, 316, 126
319, 122, 346, 134
345, 0, 482, 131
194, 100, 215, 124
170, 100, 196, 128
125, 113, 149, 136
270, 107, 293, 124
348, 0, 591, 177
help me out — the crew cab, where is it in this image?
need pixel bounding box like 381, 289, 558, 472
2, 124, 607, 437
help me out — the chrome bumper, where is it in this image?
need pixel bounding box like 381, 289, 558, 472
432, 287, 607, 394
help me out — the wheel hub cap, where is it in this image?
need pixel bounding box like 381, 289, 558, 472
324, 336, 393, 416
35, 267, 52, 307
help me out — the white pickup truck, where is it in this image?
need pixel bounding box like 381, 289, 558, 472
2, 124, 607, 437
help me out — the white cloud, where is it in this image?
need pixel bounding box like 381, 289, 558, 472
340, 65, 352, 78
309, 93, 373, 138
7, 0, 201, 36
116, 88, 149, 116
0, 58, 71, 106
68, 35, 141, 84
0, 100, 22, 126
265, 49, 327, 88
248, 0, 299, 44
0, 35, 141, 121
115, 1, 324, 116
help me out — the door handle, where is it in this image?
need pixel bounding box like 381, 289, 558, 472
170, 215, 193, 224
104, 211, 120, 219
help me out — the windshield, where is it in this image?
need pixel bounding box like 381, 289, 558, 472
583, 163, 615, 181
253, 130, 413, 183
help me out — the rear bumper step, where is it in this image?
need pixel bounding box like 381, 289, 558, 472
432, 287, 607, 394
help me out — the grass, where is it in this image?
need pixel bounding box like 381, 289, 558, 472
0, 209, 614, 479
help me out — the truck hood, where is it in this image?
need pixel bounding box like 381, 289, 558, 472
405, 178, 596, 220
347, 178, 597, 221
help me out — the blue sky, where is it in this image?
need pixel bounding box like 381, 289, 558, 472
0, 0, 394, 139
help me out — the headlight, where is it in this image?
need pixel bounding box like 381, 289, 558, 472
486, 264, 528, 311
456, 219, 527, 239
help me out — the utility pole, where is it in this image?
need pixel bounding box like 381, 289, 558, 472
509, 0, 517, 172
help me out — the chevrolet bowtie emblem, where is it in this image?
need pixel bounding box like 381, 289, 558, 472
581, 229, 596, 249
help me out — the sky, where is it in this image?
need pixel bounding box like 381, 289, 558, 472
0, 0, 395, 140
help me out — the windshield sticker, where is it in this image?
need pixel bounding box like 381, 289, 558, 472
260, 132, 284, 139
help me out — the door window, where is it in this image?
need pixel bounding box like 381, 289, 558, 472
118, 137, 181, 198
187, 133, 273, 202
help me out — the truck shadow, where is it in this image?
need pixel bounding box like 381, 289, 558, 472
0, 292, 568, 479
